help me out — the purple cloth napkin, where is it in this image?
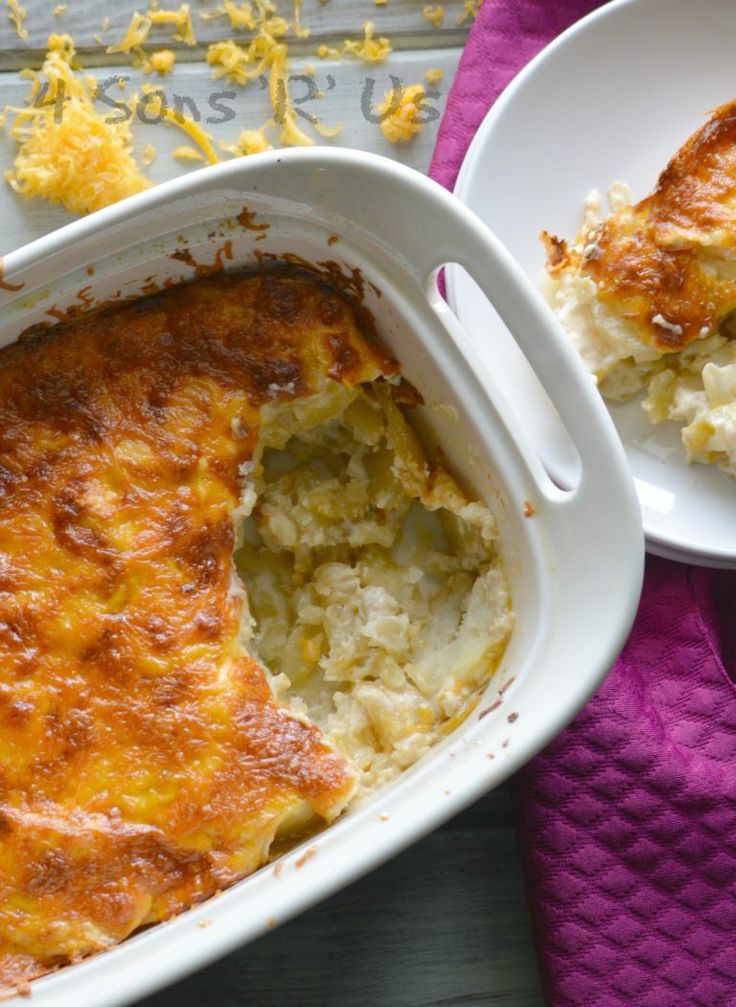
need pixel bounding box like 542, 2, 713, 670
429, 3, 736, 1004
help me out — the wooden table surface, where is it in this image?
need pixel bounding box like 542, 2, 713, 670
0, 4, 545, 1003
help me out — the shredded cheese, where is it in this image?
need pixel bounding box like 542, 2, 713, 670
139, 85, 220, 163
425, 67, 443, 84
207, 37, 280, 85
106, 12, 152, 55
149, 5, 196, 44
225, 0, 258, 30
173, 144, 206, 161
208, 14, 341, 150
0, 0, 419, 216
200, 0, 257, 29
422, 4, 444, 28
52, 4, 68, 15
202, 0, 305, 37
2, 35, 150, 214
107, 5, 195, 67
201, 0, 289, 34
318, 21, 392, 63
457, 0, 480, 25
292, 0, 309, 39
6, 0, 28, 40
220, 127, 273, 156
379, 83, 426, 143
269, 43, 315, 146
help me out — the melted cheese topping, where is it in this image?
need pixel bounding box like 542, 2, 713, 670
543, 100, 736, 476
0, 268, 513, 991
0, 270, 395, 990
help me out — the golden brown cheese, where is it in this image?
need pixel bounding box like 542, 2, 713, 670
0, 269, 396, 991
543, 99, 736, 352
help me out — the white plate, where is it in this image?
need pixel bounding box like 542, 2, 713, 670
0, 148, 642, 1005
448, 0, 736, 569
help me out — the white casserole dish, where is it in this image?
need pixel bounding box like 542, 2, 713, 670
0, 148, 643, 1006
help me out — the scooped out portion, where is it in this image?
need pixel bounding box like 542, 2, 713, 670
237, 378, 513, 802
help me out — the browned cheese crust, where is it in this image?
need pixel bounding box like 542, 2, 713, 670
543, 99, 736, 350
0, 269, 397, 990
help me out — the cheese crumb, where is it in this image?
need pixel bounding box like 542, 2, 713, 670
201, 1, 256, 29
150, 48, 176, 74
208, 30, 339, 146
149, 5, 196, 45
52, 3, 68, 15
225, 0, 258, 29
425, 67, 443, 85
173, 144, 206, 161
422, 4, 444, 28
142, 143, 157, 165
139, 85, 219, 163
318, 21, 392, 63
106, 12, 152, 55
457, 0, 480, 25
7, 0, 28, 39
220, 127, 273, 156
108, 5, 195, 62
379, 83, 426, 143
207, 37, 280, 85
292, 0, 309, 39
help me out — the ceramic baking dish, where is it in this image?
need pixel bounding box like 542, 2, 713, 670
0, 148, 643, 1006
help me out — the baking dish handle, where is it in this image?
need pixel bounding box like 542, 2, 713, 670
419, 193, 633, 507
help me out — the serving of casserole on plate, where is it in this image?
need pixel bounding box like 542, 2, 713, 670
542, 98, 736, 481
0, 149, 642, 1006
449, 0, 736, 568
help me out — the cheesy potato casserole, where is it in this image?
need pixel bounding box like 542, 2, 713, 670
542, 100, 736, 476
0, 268, 512, 991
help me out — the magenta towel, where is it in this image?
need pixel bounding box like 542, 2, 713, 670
429, 2, 736, 1005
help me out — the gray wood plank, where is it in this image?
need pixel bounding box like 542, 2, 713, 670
0, 0, 471, 65
0, 47, 460, 253
136, 793, 544, 1007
